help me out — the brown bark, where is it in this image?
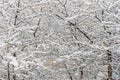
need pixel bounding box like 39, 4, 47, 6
107, 50, 112, 80
107, 64, 112, 80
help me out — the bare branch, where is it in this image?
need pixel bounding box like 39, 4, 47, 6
55, 14, 93, 43
64, 64, 73, 80
95, 15, 101, 22
57, 0, 68, 16
14, 0, 20, 26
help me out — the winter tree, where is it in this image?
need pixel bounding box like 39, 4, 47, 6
0, 0, 120, 80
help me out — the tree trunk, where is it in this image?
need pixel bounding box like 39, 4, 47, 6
13, 68, 16, 80
7, 62, 10, 80
79, 67, 83, 80
107, 50, 112, 80
13, 73, 16, 80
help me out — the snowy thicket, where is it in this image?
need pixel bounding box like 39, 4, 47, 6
0, 0, 120, 80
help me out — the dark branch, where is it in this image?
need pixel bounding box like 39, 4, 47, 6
64, 64, 73, 80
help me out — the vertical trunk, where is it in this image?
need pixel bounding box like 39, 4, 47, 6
79, 67, 83, 80
7, 62, 10, 80
13, 73, 16, 80
13, 68, 16, 80
107, 64, 112, 80
81, 70, 83, 79
107, 50, 112, 80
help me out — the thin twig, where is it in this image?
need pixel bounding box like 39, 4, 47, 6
64, 64, 73, 80
55, 14, 93, 43
57, 0, 68, 16
14, 0, 20, 25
